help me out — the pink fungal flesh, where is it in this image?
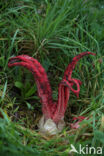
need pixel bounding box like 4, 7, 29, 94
8, 52, 95, 123
70, 116, 86, 129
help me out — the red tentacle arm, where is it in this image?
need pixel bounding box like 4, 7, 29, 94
53, 52, 95, 123
8, 55, 54, 120
63, 52, 95, 80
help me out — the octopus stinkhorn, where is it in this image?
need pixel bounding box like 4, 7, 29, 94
8, 52, 95, 135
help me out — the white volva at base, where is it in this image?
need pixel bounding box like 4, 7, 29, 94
38, 116, 65, 135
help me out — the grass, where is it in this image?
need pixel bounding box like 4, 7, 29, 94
0, 0, 104, 155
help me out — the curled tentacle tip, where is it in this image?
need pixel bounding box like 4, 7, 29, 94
76, 93, 79, 98
8, 57, 19, 67
77, 80, 82, 85
91, 53, 96, 56
87, 52, 96, 55
93, 53, 96, 55
83, 51, 96, 56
